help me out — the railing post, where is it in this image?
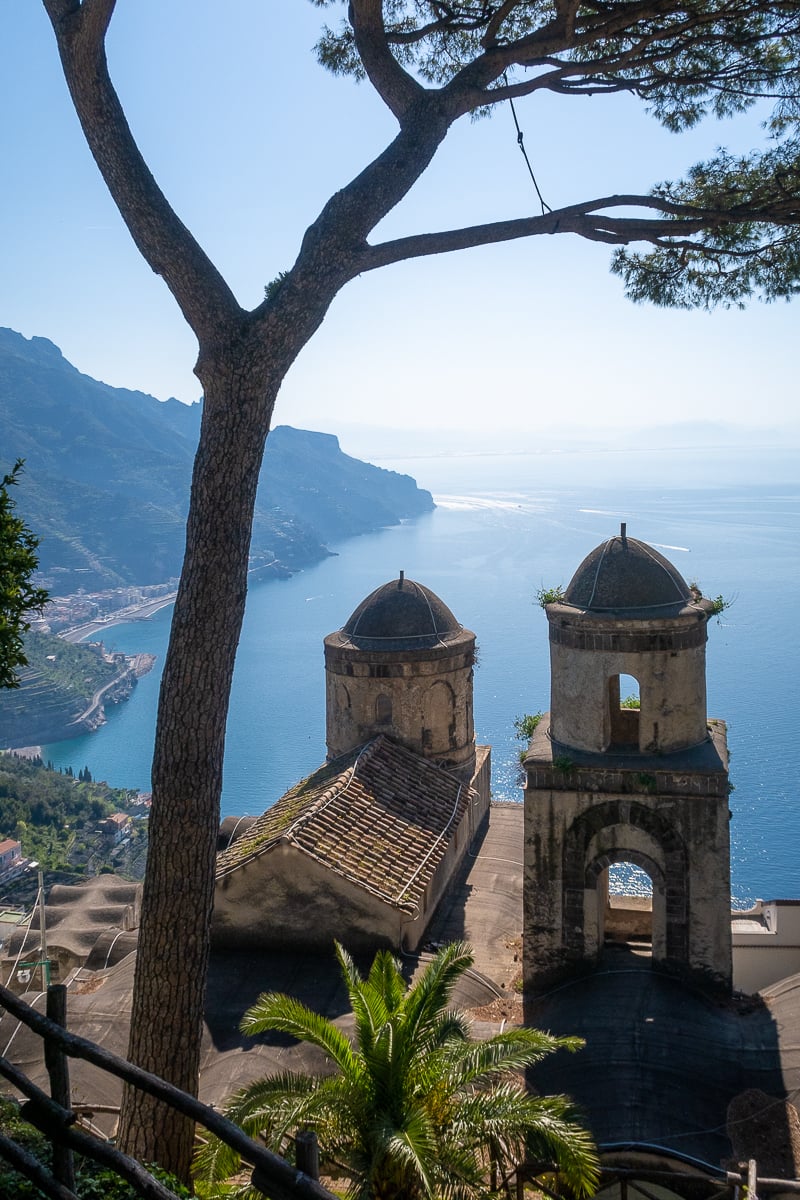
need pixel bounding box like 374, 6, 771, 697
748, 1160, 759, 1200
295, 1130, 320, 1181
45, 985, 75, 1192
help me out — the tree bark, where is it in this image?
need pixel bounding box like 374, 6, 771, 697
116, 344, 282, 1172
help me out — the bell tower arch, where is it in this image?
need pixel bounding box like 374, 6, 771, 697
523, 526, 732, 992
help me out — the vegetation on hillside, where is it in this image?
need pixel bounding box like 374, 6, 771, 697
0, 460, 48, 689
1, 328, 433, 593
0, 753, 145, 878
23, 631, 121, 696
0, 630, 130, 749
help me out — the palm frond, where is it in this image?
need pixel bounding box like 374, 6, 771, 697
197, 941, 598, 1200
402, 943, 474, 1042
516, 1095, 600, 1198
241, 991, 357, 1073
336, 942, 392, 1054
441, 1027, 583, 1088
365, 946, 406, 1015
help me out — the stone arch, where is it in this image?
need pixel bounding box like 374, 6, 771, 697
422, 680, 456, 752
337, 683, 351, 710
563, 800, 688, 970
584, 838, 666, 963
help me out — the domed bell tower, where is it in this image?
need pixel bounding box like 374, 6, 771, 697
523, 526, 732, 992
324, 573, 477, 778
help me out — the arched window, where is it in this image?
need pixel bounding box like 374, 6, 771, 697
422, 681, 455, 752
600, 859, 654, 958
608, 673, 640, 747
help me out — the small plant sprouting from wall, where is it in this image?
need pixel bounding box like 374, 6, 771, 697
689, 580, 732, 619
535, 584, 565, 608
636, 772, 657, 793
514, 711, 543, 763
514, 712, 543, 740
553, 755, 575, 773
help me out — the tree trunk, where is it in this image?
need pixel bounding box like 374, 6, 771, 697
117, 347, 280, 1177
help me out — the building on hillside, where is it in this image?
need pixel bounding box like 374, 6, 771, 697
102, 813, 132, 844
0, 838, 26, 881
523, 525, 732, 992
213, 575, 491, 952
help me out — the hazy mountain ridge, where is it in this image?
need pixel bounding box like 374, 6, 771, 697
0, 329, 434, 592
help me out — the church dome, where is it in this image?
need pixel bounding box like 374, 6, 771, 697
341, 573, 463, 650
563, 526, 691, 613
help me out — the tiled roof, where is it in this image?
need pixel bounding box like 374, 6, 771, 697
215, 737, 473, 912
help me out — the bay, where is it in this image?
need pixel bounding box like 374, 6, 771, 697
43, 443, 800, 907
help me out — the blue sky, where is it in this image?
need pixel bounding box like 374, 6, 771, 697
1, 2, 798, 458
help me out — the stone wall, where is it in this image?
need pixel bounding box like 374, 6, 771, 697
523, 716, 732, 991
324, 632, 476, 772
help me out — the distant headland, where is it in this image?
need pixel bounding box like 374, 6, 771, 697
0, 326, 434, 594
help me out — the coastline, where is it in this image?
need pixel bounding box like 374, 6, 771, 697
60, 593, 177, 644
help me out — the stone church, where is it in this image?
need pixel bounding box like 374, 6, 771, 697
522, 525, 732, 991
214, 529, 737, 992
212, 574, 491, 952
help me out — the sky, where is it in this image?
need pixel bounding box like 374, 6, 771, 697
1, 1, 798, 461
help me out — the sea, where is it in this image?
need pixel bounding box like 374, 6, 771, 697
43, 443, 800, 908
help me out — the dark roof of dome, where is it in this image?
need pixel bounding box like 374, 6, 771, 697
340, 575, 463, 650
563, 527, 691, 613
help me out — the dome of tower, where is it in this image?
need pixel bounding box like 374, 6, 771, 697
340, 574, 463, 651
563, 526, 692, 613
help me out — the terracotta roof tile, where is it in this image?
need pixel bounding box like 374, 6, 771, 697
215, 737, 473, 912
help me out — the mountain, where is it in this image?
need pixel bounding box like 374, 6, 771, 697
0, 329, 433, 592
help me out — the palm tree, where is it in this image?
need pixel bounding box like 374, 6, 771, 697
194, 942, 598, 1200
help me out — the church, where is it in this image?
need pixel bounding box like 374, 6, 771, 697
211, 524, 792, 998
523, 523, 733, 991
212, 574, 490, 952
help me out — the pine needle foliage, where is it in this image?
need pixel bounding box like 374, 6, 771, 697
194, 941, 598, 1200
0, 460, 48, 689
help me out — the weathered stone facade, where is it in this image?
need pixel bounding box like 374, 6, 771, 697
324, 574, 476, 776
213, 575, 490, 953
524, 528, 732, 992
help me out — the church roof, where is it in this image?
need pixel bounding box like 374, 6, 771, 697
215, 736, 473, 913
563, 527, 692, 613
337, 574, 464, 651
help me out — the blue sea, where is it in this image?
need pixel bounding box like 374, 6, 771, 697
43, 444, 800, 907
